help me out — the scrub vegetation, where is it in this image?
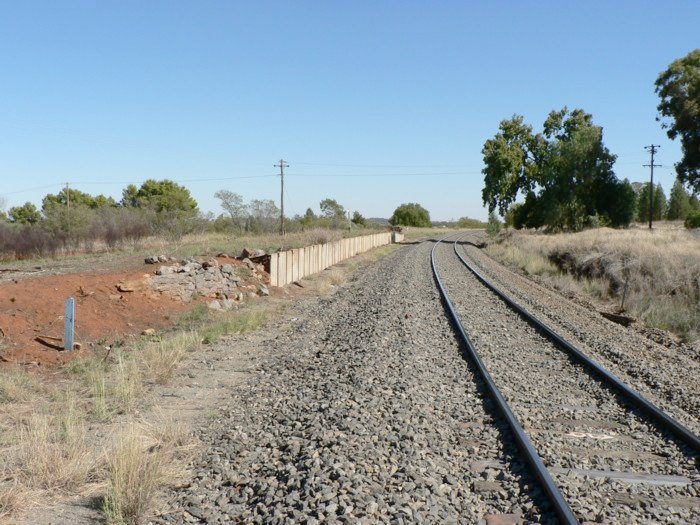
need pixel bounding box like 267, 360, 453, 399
486, 226, 700, 343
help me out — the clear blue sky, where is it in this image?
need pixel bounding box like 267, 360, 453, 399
1, 1, 698, 221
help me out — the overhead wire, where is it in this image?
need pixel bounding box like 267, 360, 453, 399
1, 170, 480, 199
294, 161, 473, 169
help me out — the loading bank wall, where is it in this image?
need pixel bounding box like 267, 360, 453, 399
269, 232, 403, 287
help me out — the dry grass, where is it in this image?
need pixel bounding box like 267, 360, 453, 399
111, 353, 143, 413
327, 268, 345, 286
0, 368, 98, 518
0, 329, 201, 522
102, 424, 165, 525
8, 396, 98, 494
0, 366, 43, 405
488, 226, 700, 342
140, 331, 200, 385
486, 243, 559, 277
0, 482, 33, 520
200, 309, 267, 344
103, 412, 192, 525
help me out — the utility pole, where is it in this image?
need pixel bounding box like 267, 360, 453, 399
643, 145, 661, 229
65, 182, 70, 208
274, 159, 289, 235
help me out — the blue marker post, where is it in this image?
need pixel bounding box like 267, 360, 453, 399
64, 297, 75, 351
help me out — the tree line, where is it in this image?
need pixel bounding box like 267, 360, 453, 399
482, 49, 700, 231
0, 179, 420, 259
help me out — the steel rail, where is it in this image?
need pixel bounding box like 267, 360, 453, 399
453, 238, 700, 453
430, 237, 580, 525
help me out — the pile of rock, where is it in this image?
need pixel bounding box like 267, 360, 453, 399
145, 254, 269, 309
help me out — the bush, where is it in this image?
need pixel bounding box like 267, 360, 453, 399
389, 203, 431, 227
685, 209, 700, 228
457, 217, 486, 228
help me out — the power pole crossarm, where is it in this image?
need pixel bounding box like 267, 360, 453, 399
274, 159, 289, 235
644, 145, 661, 230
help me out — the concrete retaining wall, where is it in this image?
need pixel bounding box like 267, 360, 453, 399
270, 231, 403, 287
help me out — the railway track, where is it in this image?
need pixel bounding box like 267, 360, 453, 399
431, 234, 700, 524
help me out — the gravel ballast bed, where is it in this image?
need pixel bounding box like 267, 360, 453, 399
154, 240, 554, 524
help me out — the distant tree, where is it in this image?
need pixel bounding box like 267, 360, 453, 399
389, 203, 431, 227
655, 49, 700, 193
248, 199, 279, 220
482, 108, 632, 230
120, 179, 198, 215
299, 207, 316, 230
246, 199, 280, 233
351, 211, 367, 226
653, 184, 668, 220
121, 184, 140, 208
692, 194, 700, 213
667, 179, 693, 220
486, 211, 501, 236
457, 217, 487, 229
319, 198, 346, 219
214, 190, 247, 229
602, 179, 637, 228
42, 188, 116, 212
636, 183, 667, 222
42, 203, 94, 249
8, 202, 41, 224
503, 204, 521, 229
92, 194, 118, 208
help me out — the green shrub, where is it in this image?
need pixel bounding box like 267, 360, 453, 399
486, 211, 501, 236
685, 209, 700, 229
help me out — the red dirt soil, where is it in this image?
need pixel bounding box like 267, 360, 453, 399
0, 266, 190, 368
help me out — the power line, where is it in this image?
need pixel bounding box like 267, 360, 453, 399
644, 145, 661, 230
286, 171, 480, 177
294, 161, 471, 169
1, 170, 476, 201
0, 183, 62, 197
73, 174, 276, 185
0, 175, 275, 201
274, 159, 289, 235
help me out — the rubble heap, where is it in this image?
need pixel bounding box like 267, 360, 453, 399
145, 255, 269, 308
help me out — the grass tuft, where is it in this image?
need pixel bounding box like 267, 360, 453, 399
140, 331, 200, 385
112, 353, 143, 412
102, 425, 164, 525
201, 310, 266, 344
327, 268, 345, 286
